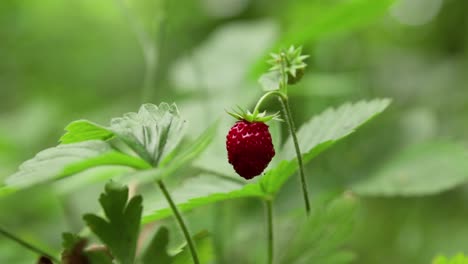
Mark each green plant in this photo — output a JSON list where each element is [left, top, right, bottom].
[[0, 47, 390, 263]]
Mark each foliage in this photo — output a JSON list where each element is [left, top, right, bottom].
[[83, 182, 142, 264]]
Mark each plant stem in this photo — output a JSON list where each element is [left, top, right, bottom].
[[157, 180, 200, 264], [265, 199, 274, 264], [278, 96, 311, 214], [276, 51, 311, 214], [0, 227, 59, 263], [252, 90, 287, 115]]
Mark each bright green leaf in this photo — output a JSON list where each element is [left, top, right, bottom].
[[62, 151, 151, 176], [279, 194, 358, 264], [60, 120, 114, 144], [433, 253, 468, 264], [83, 182, 142, 264], [352, 142, 468, 196], [109, 103, 187, 166]]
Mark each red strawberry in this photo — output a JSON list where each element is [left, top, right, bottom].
[[226, 120, 275, 179]]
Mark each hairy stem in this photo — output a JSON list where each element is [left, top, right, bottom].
[[157, 180, 200, 264], [265, 199, 274, 264], [0, 227, 59, 262], [278, 96, 311, 214]]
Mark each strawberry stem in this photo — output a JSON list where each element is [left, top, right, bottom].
[[277, 51, 311, 215], [157, 180, 200, 264], [265, 199, 274, 264], [279, 97, 311, 214], [252, 90, 287, 116]]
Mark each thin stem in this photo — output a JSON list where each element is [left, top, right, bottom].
[[265, 199, 274, 264], [275, 51, 311, 214], [278, 97, 311, 214], [252, 90, 287, 115], [0, 227, 59, 263], [157, 180, 200, 264]]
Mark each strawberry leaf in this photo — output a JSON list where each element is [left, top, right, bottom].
[[60, 120, 114, 144], [83, 182, 142, 264], [109, 103, 187, 166]]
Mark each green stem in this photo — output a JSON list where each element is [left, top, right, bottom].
[[278, 97, 311, 214], [252, 90, 287, 115], [157, 180, 200, 264], [265, 199, 274, 264], [0, 227, 59, 263]]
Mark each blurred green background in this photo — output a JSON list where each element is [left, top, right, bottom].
[[1, 0, 468, 263]]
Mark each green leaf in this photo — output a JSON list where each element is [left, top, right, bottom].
[[109, 103, 187, 166], [279, 193, 358, 264], [5, 141, 114, 189], [282, 99, 391, 162], [62, 151, 151, 176], [250, 0, 396, 77], [141, 227, 213, 264], [60, 120, 114, 144], [260, 99, 391, 195], [433, 253, 468, 264], [4, 140, 150, 191], [121, 121, 218, 185], [83, 182, 142, 264], [352, 142, 468, 196]]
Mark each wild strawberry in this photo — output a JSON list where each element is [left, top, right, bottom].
[[226, 120, 275, 180]]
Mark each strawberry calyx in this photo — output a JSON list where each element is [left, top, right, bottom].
[[227, 106, 281, 123]]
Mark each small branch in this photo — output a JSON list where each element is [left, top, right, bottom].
[[0, 227, 59, 263], [265, 199, 274, 264], [157, 180, 200, 264]]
